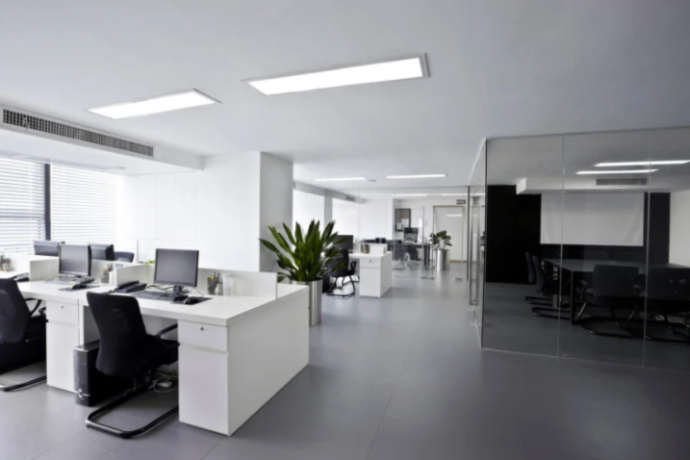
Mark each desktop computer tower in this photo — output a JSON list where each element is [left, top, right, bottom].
[[74, 341, 130, 406]]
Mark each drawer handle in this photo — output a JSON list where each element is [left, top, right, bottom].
[[200, 327, 204, 331], [61, 306, 64, 309]]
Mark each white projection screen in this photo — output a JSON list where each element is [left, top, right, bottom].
[[541, 193, 644, 246]]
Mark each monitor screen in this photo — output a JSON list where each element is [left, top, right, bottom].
[[335, 235, 354, 251], [59, 244, 91, 276], [403, 227, 419, 243], [34, 240, 62, 257], [154, 249, 199, 287], [90, 243, 115, 261]]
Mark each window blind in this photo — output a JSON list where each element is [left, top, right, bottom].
[[50, 165, 121, 245], [0, 158, 46, 253]]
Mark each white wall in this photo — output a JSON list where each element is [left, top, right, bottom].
[[118, 152, 292, 272], [359, 199, 394, 240], [293, 190, 325, 230], [670, 190, 690, 266], [332, 199, 359, 238]]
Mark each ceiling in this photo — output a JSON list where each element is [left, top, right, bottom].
[[2, 0, 690, 188]]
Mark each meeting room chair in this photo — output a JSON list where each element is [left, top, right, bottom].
[[529, 255, 570, 319], [327, 249, 357, 298], [0, 279, 47, 392], [524, 252, 552, 306], [576, 265, 640, 337], [114, 251, 135, 262], [640, 268, 690, 342], [85, 292, 179, 438]]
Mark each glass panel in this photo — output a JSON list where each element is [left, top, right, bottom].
[[557, 131, 648, 366]]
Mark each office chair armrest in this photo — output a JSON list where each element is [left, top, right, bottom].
[[350, 261, 357, 271], [155, 324, 179, 338]]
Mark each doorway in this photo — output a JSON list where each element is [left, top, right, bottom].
[[433, 205, 465, 262]]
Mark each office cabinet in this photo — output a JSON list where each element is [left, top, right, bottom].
[[46, 323, 78, 391]]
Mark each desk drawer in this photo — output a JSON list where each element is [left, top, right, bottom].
[[179, 321, 228, 352], [358, 257, 381, 269], [46, 301, 79, 325]]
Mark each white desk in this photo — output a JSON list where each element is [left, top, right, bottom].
[[349, 253, 393, 297], [17, 281, 309, 436]]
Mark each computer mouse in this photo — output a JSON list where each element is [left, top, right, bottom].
[[70, 283, 88, 290], [183, 297, 199, 305]]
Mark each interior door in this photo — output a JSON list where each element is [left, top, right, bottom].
[[433, 206, 465, 261]]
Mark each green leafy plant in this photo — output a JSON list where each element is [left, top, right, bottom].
[[260, 220, 346, 282], [430, 230, 452, 249]]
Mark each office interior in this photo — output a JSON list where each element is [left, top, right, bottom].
[[3, 1, 690, 460], [480, 128, 690, 373]]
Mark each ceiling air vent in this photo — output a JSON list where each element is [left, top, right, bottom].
[[596, 178, 648, 186], [2, 109, 154, 157]]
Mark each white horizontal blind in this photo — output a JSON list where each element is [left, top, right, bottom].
[[0, 158, 46, 253], [50, 165, 121, 244]]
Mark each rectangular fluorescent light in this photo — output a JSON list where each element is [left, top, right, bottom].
[[441, 193, 465, 196], [88, 90, 219, 119], [446, 214, 463, 217], [387, 174, 447, 179], [246, 55, 427, 96], [595, 160, 690, 167], [314, 177, 368, 182], [576, 169, 658, 175], [392, 193, 428, 197]]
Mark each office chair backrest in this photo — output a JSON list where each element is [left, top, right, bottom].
[[592, 265, 639, 298], [0, 279, 31, 344], [583, 251, 608, 261], [86, 292, 150, 378], [328, 249, 350, 277], [531, 255, 545, 291], [525, 252, 536, 284], [646, 268, 690, 301], [114, 251, 135, 262]]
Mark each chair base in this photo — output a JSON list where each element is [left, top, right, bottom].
[[327, 276, 356, 298], [0, 374, 46, 392], [86, 385, 178, 439]]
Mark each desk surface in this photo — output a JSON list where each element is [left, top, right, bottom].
[[18, 281, 307, 327], [545, 259, 688, 275], [350, 252, 392, 259]]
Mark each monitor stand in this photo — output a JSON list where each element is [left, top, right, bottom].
[[172, 285, 187, 299]]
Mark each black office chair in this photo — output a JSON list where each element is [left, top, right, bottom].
[[327, 249, 357, 298], [85, 292, 179, 438], [0, 279, 47, 392], [114, 251, 135, 262], [524, 252, 552, 306], [530, 255, 569, 318], [576, 265, 640, 337], [392, 242, 407, 268], [639, 268, 690, 342]]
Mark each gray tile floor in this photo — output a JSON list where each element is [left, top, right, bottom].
[[1, 265, 689, 459]]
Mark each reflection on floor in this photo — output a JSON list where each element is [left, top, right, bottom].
[[483, 282, 690, 371], [1, 267, 689, 459]]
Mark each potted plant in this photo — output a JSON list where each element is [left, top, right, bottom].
[[260, 220, 345, 326], [430, 230, 452, 271]]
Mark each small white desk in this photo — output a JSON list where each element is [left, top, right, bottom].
[[349, 253, 393, 297], [17, 281, 309, 436]]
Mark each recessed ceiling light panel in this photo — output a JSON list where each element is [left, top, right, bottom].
[[392, 193, 428, 197], [313, 177, 368, 182], [88, 89, 219, 119], [576, 169, 658, 175], [246, 55, 427, 96], [595, 160, 690, 167], [386, 174, 447, 179]]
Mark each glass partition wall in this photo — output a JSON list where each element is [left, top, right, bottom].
[[482, 128, 690, 372]]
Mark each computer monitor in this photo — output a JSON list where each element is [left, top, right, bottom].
[[90, 243, 115, 261], [59, 244, 91, 277], [154, 249, 200, 295], [34, 240, 63, 257], [403, 227, 419, 243], [335, 235, 354, 251]]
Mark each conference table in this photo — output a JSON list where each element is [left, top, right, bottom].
[[544, 259, 689, 322]]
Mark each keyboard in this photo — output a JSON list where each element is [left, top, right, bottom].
[[131, 290, 184, 301], [46, 276, 94, 285]]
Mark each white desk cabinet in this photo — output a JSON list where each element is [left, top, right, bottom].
[[350, 253, 393, 297]]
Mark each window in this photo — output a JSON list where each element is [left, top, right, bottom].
[[50, 165, 121, 244], [0, 158, 46, 253]]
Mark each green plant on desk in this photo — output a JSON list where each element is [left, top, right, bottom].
[[431, 230, 452, 250], [259, 220, 346, 282]]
